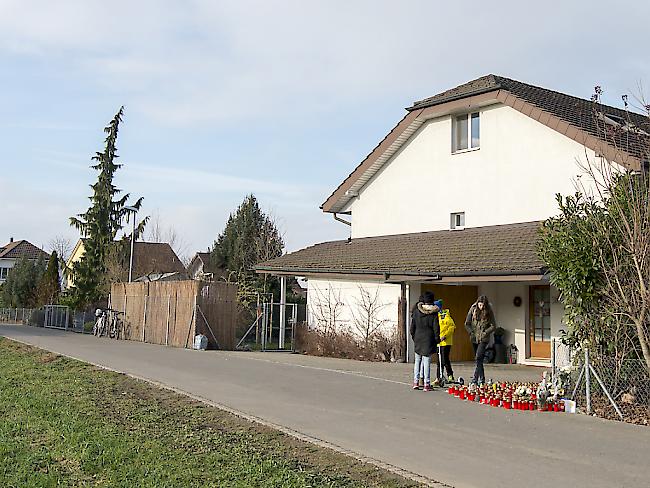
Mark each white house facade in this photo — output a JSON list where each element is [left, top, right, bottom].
[[257, 75, 646, 365]]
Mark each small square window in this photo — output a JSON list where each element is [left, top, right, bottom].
[[452, 112, 480, 152], [450, 212, 465, 230]]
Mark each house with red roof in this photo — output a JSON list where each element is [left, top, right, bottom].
[[0, 238, 50, 284]]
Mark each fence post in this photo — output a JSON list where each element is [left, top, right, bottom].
[[165, 296, 171, 346], [64, 307, 69, 332], [14, 308, 18, 322], [551, 338, 556, 384], [142, 295, 148, 342], [585, 348, 592, 415]]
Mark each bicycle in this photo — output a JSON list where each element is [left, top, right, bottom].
[[106, 309, 125, 339], [93, 309, 107, 337], [93, 308, 124, 339]]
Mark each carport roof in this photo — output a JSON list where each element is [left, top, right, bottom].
[[256, 221, 545, 279]]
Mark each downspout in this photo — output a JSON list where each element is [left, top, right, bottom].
[[333, 213, 351, 226]]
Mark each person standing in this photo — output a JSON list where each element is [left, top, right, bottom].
[[464, 295, 496, 385], [435, 299, 456, 383], [410, 291, 440, 391]]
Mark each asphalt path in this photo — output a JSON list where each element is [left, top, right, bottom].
[[2, 325, 648, 488]]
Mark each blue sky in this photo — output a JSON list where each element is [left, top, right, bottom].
[[2, 0, 649, 260]]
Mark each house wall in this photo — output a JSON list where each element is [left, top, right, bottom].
[[347, 103, 597, 238], [306, 278, 401, 340], [476, 282, 563, 364], [65, 239, 85, 289]]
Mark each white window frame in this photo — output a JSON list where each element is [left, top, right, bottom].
[[450, 212, 465, 230], [452, 112, 480, 153]]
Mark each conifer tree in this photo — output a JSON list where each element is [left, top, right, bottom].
[[36, 251, 61, 305], [211, 194, 284, 306], [69, 107, 147, 307]]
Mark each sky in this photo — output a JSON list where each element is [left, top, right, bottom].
[[2, 0, 649, 261]]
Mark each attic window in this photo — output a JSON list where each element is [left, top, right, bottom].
[[450, 212, 465, 230], [452, 112, 480, 152]]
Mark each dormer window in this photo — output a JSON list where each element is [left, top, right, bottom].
[[452, 112, 480, 152]]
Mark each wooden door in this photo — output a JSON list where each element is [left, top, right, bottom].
[[420, 284, 477, 361], [529, 285, 551, 358]]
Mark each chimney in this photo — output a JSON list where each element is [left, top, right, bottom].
[[9, 237, 13, 243]]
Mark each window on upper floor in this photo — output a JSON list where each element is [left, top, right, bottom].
[[452, 112, 480, 152], [450, 212, 465, 230]]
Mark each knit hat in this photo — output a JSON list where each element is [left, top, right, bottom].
[[422, 291, 435, 304], [434, 299, 443, 309]]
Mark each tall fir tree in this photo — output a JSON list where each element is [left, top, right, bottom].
[[211, 194, 284, 306], [36, 251, 61, 306], [69, 107, 147, 307]]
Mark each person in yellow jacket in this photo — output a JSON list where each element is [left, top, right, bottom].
[[435, 299, 456, 383]]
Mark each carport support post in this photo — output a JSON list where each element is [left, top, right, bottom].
[[279, 276, 287, 349], [398, 283, 407, 363]]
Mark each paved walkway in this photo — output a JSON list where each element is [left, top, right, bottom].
[[2, 325, 649, 488]]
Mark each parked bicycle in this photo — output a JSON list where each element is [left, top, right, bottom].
[[93, 308, 125, 339]]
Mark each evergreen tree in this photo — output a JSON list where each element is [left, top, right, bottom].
[[36, 251, 61, 305], [211, 194, 284, 306], [0, 256, 46, 307], [69, 107, 147, 307]]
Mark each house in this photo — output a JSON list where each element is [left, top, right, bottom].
[[66, 240, 187, 287], [0, 238, 50, 284], [187, 252, 228, 282], [256, 74, 648, 365]]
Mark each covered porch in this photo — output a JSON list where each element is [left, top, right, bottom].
[[256, 221, 559, 366]]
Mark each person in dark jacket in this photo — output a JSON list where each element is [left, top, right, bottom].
[[410, 291, 440, 391], [464, 295, 497, 385]]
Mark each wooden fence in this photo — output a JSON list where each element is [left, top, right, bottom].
[[109, 280, 238, 350]]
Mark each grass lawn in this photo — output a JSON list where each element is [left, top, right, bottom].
[[0, 338, 420, 488]]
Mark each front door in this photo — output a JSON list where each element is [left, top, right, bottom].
[[420, 284, 477, 361], [529, 285, 551, 358]]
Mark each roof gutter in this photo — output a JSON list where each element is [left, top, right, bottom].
[[255, 266, 545, 278]]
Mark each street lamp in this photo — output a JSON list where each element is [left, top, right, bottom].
[[124, 206, 138, 282]]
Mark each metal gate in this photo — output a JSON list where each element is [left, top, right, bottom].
[[260, 302, 298, 352], [44, 305, 70, 330]]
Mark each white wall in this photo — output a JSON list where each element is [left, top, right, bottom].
[[307, 279, 401, 340], [348, 103, 597, 238]]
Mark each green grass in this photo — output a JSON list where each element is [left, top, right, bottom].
[[0, 338, 419, 488]]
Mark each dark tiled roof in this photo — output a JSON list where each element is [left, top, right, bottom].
[[410, 74, 650, 160], [257, 222, 544, 277], [132, 242, 186, 277], [0, 240, 49, 260]]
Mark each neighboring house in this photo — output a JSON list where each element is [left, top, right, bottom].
[[0, 238, 50, 284], [66, 240, 187, 288], [256, 74, 649, 365], [187, 252, 228, 282]]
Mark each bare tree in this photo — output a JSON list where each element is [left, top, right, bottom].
[[146, 211, 191, 266], [308, 283, 345, 341], [349, 284, 389, 348], [573, 87, 650, 374], [48, 236, 74, 263]]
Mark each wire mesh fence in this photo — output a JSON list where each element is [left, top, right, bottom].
[[553, 339, 650, 425], [0, 308, 35, 324]]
